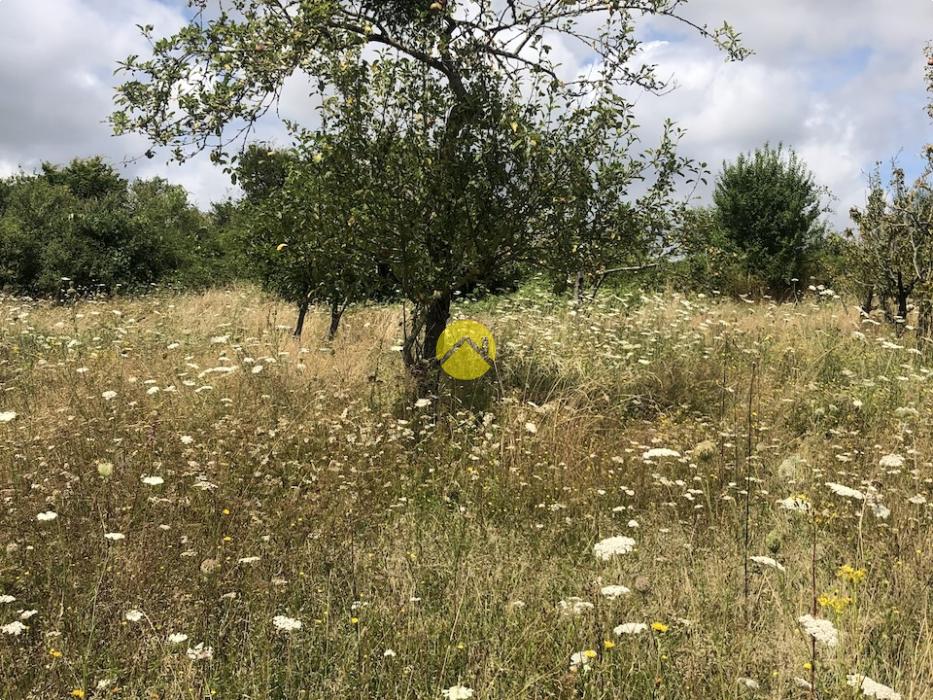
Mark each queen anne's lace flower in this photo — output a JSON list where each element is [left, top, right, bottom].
[[600, 585, 631, 600], [847, 674, 901, 700], [642, 447, 680, 460], [614, 622, 648, 635], [272, 615, 302, 632], [798, 614, 838, 647], [878, 454, 904, 469], [826, 482, 865, 500], [749, 556, 785, 572], [593, 535, 636, 560], [557, 597, 593, 616]]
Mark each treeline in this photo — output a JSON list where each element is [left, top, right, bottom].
[[0, 157, 240, 297], [3, 141, 931, 342]]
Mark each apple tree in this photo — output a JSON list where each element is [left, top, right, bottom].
[[112, 0, 748, 371]]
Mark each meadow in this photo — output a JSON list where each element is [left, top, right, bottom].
[[1, 286, 931, 699]]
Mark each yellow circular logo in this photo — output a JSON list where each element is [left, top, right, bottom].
[[436, 319, 496, 380]]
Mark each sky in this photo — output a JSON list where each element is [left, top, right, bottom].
[[0, 0, 930, 229]]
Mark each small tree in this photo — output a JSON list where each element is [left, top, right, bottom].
[[714, 144, 827, 295], [848, 46, 933, 335]]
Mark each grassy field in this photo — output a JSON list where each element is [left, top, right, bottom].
[[1, 286, 931, 699]]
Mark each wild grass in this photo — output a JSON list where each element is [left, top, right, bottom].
[[0, 285, 931, 699]]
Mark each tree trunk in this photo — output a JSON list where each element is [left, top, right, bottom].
[[328, 298, 344, 340], [861, 287, 874, 316], [890, 270, 909, 335], [400, 294, 453, 379], [572, 271, 585, 305], [293, 299, 310, 337], [423, 294, 452, 367], [918, 298, 933, 339]]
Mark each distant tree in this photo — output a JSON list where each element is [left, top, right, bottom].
[[714, 144, 827, 295], [41, 157, 127, 201], [847, 47, 933, 335], [0, 158, 218, 296]]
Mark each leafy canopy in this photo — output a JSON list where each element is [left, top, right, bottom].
[[713, 143, 827, 292]]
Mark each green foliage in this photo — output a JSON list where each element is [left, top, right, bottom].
[[111, 0, 747, 370], [714, 144, 827, 295], [0, 158, 230, 297], [849, 156, 933, 326], [667, 207, 746, 294]]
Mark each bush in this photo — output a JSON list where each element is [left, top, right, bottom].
[[0, 158, 233, 297]]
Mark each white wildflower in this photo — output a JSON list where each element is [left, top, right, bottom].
[[907, 494, 927, 505], [186, 643, 213, 661], [826, 482, 865, 500], [847, 674, 901, 700], [798, 614, 838, 647], [642, 447, 680, 460], [141, 475, 164, 486], [101, 390, 117, 401], [878, 454, 904, 468], [272, 615, 302, 632], [749, 556, 785, 572], [36, 511, 58, 522], [593, 535, 636, 560], [569, 650, 595, 671], [1, 621, 27, 636], [599, 585, 631, 600], [442, 686, 474, 699], [167, 633, 189, 644], [125, 610, 144, 623], [557, 597, 594, 616], [777, 496, 811, 513], [614, 622, 648, 635], [104, 533, 125, 541], [0, 411, 16, 423]]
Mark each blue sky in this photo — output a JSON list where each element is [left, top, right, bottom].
[[0, 0, 930, 228]]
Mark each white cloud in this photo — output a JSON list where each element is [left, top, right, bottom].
[[0, 0, 929, 225]]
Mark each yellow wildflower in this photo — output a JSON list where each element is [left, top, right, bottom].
[[651, 622, 670, 633], [836, 564, 867, 584]]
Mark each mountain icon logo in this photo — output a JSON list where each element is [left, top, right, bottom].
[[436, 320, 496, 380]]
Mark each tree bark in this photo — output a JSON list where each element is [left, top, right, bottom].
[[918, 298, 933, 339], [572, 271, 584, 305], [860, 287, 874, 316], [400, 294, 452, 379], [293, 299, 310, 337], [423, 294, 452, 368], [896, 271, 909, 334], [328, 298, 344, 340]]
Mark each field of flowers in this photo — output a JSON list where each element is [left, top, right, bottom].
[[1, 286, 931, 699]]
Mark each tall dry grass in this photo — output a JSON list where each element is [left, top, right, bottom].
[[0, 286, 930, 699]]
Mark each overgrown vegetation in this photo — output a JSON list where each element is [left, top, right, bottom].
[[1, 287, 931, 699]]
